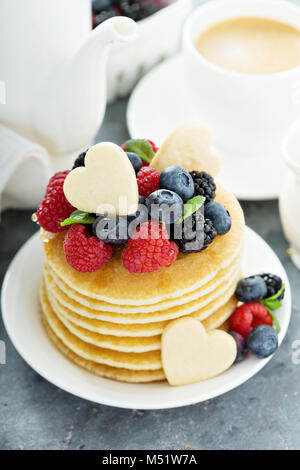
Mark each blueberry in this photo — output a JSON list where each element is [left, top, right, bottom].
[[229, 331, 248, 363], [146, 189, 184, 224], [204, 201, 232, 235], [138, 195, 145, 205], [93, 215, 130, 244], [127, 201, 149, 237], [235, 276, 267, 303], [159, 166, 195, 202], [92, 0, 114, 13], [126, 152, 142, 174], [246, 325, 278, 359]]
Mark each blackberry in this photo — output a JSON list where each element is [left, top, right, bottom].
[[203, 218, 217, 250], [92, 0, 115, 14], [119, 0, 157, 21], [171, 208, 205, 253], [190, 171, 216, 202], [259, 273, 285, 301], [94, 8, 118, 26], [72, 150, 88, 170]]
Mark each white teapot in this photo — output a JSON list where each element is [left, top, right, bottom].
[[280, 119, 300, 270], [0, 0, 136, 167]]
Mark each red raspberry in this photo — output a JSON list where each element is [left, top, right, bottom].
[[230, 302, 273, 339], [37, 171, 75, 233], [147, 139, 159, 153], [122, 221, 178, 274], [137, 167, 160, 197], [63, 224, 112, 272], [143, 140, 159, 166]]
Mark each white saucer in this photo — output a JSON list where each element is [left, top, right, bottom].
[[1, 228, 291, 409], [127, 55, 285, 201]]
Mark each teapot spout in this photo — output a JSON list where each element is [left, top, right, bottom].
[[33, 17, 137, 156]]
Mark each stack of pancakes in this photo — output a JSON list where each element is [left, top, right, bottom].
[[40, 185, 244, 383]]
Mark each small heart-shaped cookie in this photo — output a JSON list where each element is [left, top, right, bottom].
[[162, 317, 237, 386], [150, 121, 220, 177], [63, 143, 138, 215]]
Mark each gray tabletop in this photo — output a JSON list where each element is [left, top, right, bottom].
[[1, 99, 300, 450]]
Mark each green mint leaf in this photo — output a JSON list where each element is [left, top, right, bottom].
[[264, 306, 281, 334], [176, 196, 206, 224], [260, 284, 285, 313], [124, 139, 155, 163], [60, 210, 95, 227], [261, 299, 282, 311]]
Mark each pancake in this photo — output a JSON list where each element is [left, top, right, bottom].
[[41, 285, 162, 370], [46, 280, 237, 337], [53, 294, 237, 352], [43, 185, 244, 305], [45, 245, 242, 313], [41, 284, 235, 381], [45, 265, 240, 324], [42, 316, 165, 383]]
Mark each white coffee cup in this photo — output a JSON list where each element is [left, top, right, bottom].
[[182, 0, 300, 161]]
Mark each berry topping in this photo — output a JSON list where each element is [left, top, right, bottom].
[[92, 0, 114, 14], [246, 325, 278, 359], [121, 139, 158, 168], [230, 302, 273, 339], [64, 224, 112, 272], [146, 139, 159, 153], [72, 150, 88, 170], [203, 218, 217, 250], [204, 201, 232, 235], [259, 273, 285, 301], [235, 275, 268, 303], [92, 1, 165, 25], [228, 331, 248, 363], [126, 152, 142, 174], [137, 167, 160, 198], [93, 215, 130, 245], [36, 171, 75, 233], [173, 208, 205, 253], [146, 189, 184, 224], [122, 221, 178, 273], [119, 0, 157, 21], [159, 166, 195, 202], [94, 7, 119, 26], [138, 195, 146, 205], [190, 171, 216, 202]]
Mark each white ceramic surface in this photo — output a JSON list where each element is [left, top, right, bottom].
[[0, 0, 136, 157], [107, 0, 192, 102], [182, 0, 300, 182], [280, 119, 300, 269], [127, 55, 284, 200], [1, 227, 291, 409]]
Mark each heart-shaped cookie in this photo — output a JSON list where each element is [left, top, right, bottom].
[[161, 317, 237, 386], [63, 143, 139, 215], [150, 121, 220, 177]]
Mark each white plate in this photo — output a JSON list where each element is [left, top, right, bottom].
[[1, 227, 291, 409], [127, 55, 285, 201]]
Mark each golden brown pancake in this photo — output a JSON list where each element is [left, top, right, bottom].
[[41, 282, 235, 382], [44, 263, 240, 324]]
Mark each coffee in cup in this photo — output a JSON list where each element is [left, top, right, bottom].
[[195, 16, 300, 74]]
